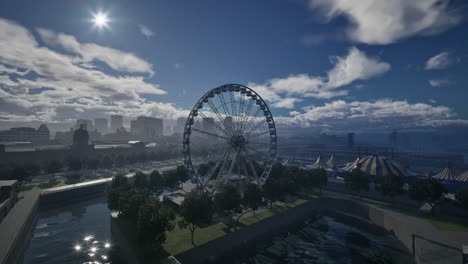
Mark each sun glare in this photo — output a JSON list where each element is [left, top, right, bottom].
[[92, 12, 109, 28]]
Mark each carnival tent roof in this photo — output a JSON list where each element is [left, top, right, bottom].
[[343, 157, 360, 171], [433, 168, 458, 181], [457, 171, 468, 183], [327, 154, 339, 168], [307, 156, 328, 170], [355, 155, 409, 177]]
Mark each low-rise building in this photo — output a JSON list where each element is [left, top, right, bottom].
[[0, 180, 19, 223], [0, 124, 50, 145]]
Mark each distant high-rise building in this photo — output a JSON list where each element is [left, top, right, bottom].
[[347, 132, 355, 149], [94, 118, 108, 134], [131, 116, 163, 141], [224, 116, 233, 133], [0, 124, 50, 145], [175, 117, 186, 134], [75, 119, 93, 131], [111, 115, 123, 132]]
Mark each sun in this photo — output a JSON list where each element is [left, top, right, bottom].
[[92, 12, 109, 28]]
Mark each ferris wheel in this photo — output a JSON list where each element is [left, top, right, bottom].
[[183, 84, 277, 193]]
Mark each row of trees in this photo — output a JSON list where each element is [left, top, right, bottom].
[[0, 150, 181, 182], [106, 166, 189, 255], [344, 168, 468, 215]]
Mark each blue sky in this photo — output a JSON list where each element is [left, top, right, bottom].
[[0, 0, 467, 133]]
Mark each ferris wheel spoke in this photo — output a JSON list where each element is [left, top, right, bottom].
[[192, 127, 230, 140], [245, 117, 267, 134], [246, 130, 270, 139], [241, 108, 263, 132], [241, 147, 261, 185], [225, 148, 240, 185], [229, 91, 237, 120], [212, 148, 234, 194], [203, 146, 231, 185], [198, 110, 231, 137], [245, 145, 270, 160], [218, 92, 231, 117]]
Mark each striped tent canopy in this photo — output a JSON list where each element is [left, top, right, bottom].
[[327, 154, 339, 168], [343, 157, 360, 171], [306, 156, 328, 170], [433, 168, 458, 182], [388, 159, 419, 176], [355, 155, 409, 177], [457, 171, 468, 183]]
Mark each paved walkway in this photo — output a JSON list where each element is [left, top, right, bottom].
[[0, 191, 40, 264]]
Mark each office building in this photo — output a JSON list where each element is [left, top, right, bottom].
[[131, 116, 163, 141], [94, 118, 108, 134], [111, 115, 123, 132], [0, 124, 50, 145]]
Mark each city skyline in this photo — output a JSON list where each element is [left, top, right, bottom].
[[0, 0, 468, 135]]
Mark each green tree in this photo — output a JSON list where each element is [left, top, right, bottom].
[[115, 154, 127, 167], [197, 163, 211, 176], [455, 187, 468, 211], [86, 158, 100, 170], [68, 158, 82, 171], [176, 165, 189, 182], [100, 155, 113, 169], [164, 171, 179, 194], [178, 192, 213, 246], [379, 174, 404, 198], [133, 171, 148, 189], [24, 163, 40, 177], [345, 169, 369, 196], [312, 168, 328, 194], [46, 160, 63, 174], [11, 166, 30, 183], [242, 183, 263, 215], [149, 170, 164, 191], [137, 198, 175, 253], [107, 174, 131, 211], [409, 178, 446, 215], [120, 190, 148, 222], [214, 185, 242, 231], [262, 179, 283, 208]]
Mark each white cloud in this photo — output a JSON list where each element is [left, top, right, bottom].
[[0, 18, 188, 123], [249, 47, 390, 108], [138, 24, 155, 39], [37, 28, 155, 76], [287, 99, 467, 131], [309, 0, 463, 44], [271, 98, 302, 109], [429, 78, 449, 87], [425, 51, 455, 70], [174, 63, 183, 69]]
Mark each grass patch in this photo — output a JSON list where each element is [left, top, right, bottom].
[[425, 215, 468, 232], [164, 217, 227, 256], [21, 184, 37, 191], [165, 195, 314, 256], [37, 178, 61, 189]]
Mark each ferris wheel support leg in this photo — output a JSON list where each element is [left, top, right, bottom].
[[225, 149, 239, 185], [212, 148, 232, 194]]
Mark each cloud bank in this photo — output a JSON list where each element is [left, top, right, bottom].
[[309, 0, 463, 44]]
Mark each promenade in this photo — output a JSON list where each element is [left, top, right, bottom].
[[0, 191, 40, 264]]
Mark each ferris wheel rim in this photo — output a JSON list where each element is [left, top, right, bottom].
[[182, 84, 277, 192]]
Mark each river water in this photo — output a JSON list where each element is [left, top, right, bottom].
[[20, 196, 413, 264], [20, 196, 114, 264]]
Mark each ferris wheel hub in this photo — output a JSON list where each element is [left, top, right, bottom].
[[229, 135, 246, 148]]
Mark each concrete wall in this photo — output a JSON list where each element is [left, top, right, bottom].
[[175, 197, 464, 264]]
